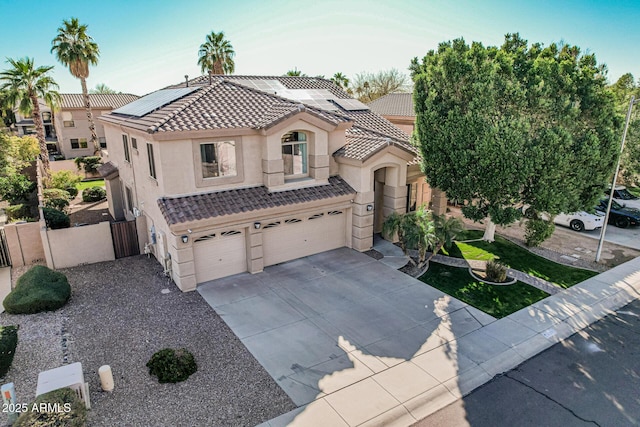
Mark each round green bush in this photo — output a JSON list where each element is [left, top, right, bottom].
[[0, 325, 18, 378], [43, 207, 70, 229], [14, 387, 87, 427], [525, 218, 555, 247], [3, 265, 71, 314], [82, 186, 106, 202], [147, 348, 197, 383], [65, 185, 79, 199], [43, 189, 71, 212]]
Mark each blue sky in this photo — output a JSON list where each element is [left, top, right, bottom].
[[1, 0, 638, 95]]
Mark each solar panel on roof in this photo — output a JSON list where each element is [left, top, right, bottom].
[[331, 98, 370, 111], [112, 87, 199, 117]]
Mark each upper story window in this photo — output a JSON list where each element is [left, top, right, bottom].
[[147, 143, 156, 179], [282, 131, 307, 177], [131, 137, 137, 150], [123, 135, 130, 162], [200, 141, 237, 178], [62, 111, 74, 127], [42, 112, 52, 123], [99, 137, 107, 149]]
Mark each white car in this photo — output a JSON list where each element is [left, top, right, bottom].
[[554, 211, 604, 232], [522, 206, 604, 232], [608, 186, 640, 210]]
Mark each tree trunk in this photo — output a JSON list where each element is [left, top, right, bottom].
[[483, 218, 496, 242], [81, 77, 99, 155], [31, 95, 50, 177]]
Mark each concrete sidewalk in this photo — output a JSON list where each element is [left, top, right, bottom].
[[259, 257, 640, 427]]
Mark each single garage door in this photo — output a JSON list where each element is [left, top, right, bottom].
[[194, 230, 246, 283], [263, 210, 346, 266]]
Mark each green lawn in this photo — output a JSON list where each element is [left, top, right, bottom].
[[442, 230, 597, 288], [419, 263, 549, 318], [76, 179, 105, 191]]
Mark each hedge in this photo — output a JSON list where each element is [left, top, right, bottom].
[[0, 325, 18, 378], [3, 266, 71, 314], [82, 186, 106, 203]]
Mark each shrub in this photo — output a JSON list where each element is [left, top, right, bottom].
[[3, 265, 71, 314], [147, 348, 197, 383], [65, 186, 79, 199], [74, 156, 103, 174], [43, 207, 70, 229], [485, 259, 508, 283], [5, 204, 33, 222], [525, 218, 555, 247], [82, 186, 106, 202], [46, 170, 81, 191], [0, 173, 35, 204], [0, 325, 18, 378], [14, 387, 87, 427], [43, 188, 71, 212]]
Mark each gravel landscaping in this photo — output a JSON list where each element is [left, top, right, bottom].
[[0, 256, 295, 426]]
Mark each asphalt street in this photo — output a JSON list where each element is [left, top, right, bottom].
[[414, 299, 640, 427]]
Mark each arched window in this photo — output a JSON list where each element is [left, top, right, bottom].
[[282, 131, 307, 177]]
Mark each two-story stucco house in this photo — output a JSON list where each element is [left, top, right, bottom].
[[14, 93, 139, 158], [98, 76, 432, 292]]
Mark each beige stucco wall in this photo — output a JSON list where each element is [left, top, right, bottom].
[[56, 108, 111, 158], [46, 221, 115, 269], [4, 222, 45, 267]]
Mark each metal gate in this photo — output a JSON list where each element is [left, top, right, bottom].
[[110, 220, 140, 259], [0, 228, 10, 267]]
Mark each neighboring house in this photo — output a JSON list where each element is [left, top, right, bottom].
[[54, 93, 140, 158], [14, 93, 140, 158], [14, 99, 58, 152], [98, 76, 431, 291], [368, 92, 447, 214]]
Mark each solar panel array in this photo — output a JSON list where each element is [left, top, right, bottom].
[[112, 87, 199, 117], [229, 79, 369, 112], [331, 98, 370, 111]]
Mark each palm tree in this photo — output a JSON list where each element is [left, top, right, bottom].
[[425, 214, 464, 264], [331, 72, 350, 92], [198, 31, 235, 77], [383, 206, 437, 267], [90, 83, 116, 94], [0, 58, 60, 175], [51, 17, 100, 154]]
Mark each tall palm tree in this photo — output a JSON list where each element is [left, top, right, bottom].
[[198, 31, 235, 77], [0, 57, 60, 175], [51, 17, 100, 154]]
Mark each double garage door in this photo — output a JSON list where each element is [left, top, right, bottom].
[[193, 210, 347, 283]]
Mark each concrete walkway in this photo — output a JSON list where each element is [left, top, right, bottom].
[[259, 256, 640, 426]]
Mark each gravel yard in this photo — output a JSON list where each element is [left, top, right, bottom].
[[0, 256, 295, 426]]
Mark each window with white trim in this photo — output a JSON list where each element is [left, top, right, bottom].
[[282, 131, 307, 177]]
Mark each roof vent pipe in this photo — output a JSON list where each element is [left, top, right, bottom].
[[185, 75, 189, 87]]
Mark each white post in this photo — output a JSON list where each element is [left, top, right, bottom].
[[99, 365, 114, 392]]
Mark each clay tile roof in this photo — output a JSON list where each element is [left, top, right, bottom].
[[97, 161, 119, 179], [367, 93, 415, 117], [335, 129, 417, 162], [158, 175, 355, 225], [60, 93, 140, 109]]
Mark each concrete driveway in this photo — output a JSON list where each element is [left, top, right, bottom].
[[198, 248, 494, 406]]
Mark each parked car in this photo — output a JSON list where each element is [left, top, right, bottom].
[[554, 211, 604, 232], [596, 199, 640, 228], [521, 206, 603, 232], [606, 185, 640, 210]]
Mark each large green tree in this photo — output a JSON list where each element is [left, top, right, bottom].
[[609, 73, 640, 186], [0, 58, 60, 175], [51, 17, 100, 155], [412, 34, 621, 242], [198, 31, 235, 76]]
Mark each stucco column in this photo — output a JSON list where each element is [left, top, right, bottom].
[[170, 234, 196, 292], [248, 227, 264, 274], [351, 191, 374, 251], [383, 184, 407, 218], [431, 188, 448, 215]]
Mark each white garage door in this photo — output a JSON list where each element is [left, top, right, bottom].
[[263, 210, 346, 267], [194, 230, 246, 283]]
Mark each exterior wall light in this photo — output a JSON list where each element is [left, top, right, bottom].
[[254, 222, 261, 229], [366, 204, 374, 212], [181, 235, 189, 243]]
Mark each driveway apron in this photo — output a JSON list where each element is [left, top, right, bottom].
[[198, 247, 491, 406]]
